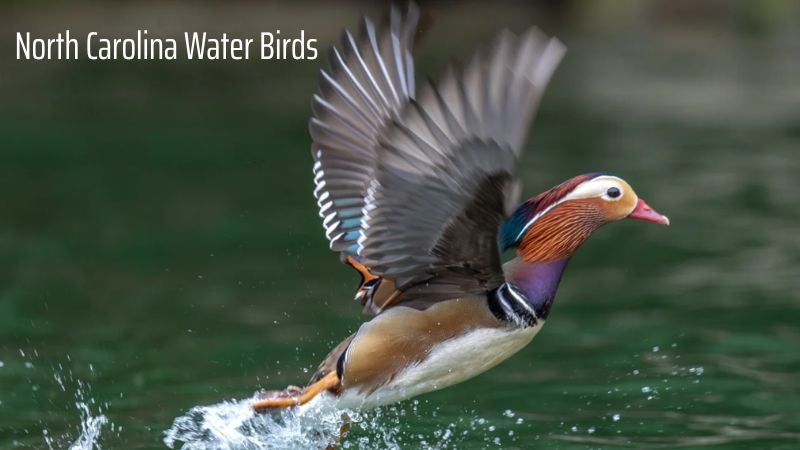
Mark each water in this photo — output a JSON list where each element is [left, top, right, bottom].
[[163, 395, 526, 449], [10, 353, 111, 450], [1, 2, 799, 449], [164, 395, 345, 449]]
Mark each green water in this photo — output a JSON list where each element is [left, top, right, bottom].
[[1, 2, 799, 449]]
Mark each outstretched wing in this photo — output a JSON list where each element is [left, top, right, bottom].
[[311, 5, 419, 257], [357, 28, 566, 304]]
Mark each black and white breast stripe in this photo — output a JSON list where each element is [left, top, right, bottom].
[[488, 283, 539, 327]]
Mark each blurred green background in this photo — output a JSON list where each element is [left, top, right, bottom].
[[1, 1, 799, 448]]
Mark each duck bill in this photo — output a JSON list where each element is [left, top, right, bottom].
[[629, 199, 670, 225]]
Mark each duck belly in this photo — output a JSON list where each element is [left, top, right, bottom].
[[337, 323, 543, 409]]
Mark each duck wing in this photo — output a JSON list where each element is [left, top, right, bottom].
[[358, 28, 565, 310], [311, 4, 419, 258]]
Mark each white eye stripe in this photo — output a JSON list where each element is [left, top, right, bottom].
[[562, 175, 625, 202]]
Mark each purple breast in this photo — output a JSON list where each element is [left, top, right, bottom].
[[507, 258, 569, 319]]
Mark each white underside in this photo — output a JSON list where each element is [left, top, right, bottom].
[[336, 322, 544, 409]]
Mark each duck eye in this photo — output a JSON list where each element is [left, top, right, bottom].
[[606, 187, 621, 198]]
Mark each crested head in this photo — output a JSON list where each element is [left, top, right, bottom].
[[500, 173, 668, 262]]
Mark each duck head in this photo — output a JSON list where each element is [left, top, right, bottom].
[[500, 173, 669, 263]]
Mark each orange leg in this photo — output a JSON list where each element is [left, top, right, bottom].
[[252, 371, 339, 411], [345, 256, 379, 284]]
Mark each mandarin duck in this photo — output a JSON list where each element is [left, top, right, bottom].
[[253, 4, 668, 413]]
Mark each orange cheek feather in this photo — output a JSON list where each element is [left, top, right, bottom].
[[518, 199, 603, 262]]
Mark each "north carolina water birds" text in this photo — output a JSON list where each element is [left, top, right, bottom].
[[16, 30, 318, 61]]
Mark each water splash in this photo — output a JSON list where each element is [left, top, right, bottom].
[[34, 356, 113, 450], [164, 394, 517, 450], [65, 401, 109, 450], [42, 382, 110, 450], [164, 393, 348, 449]]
